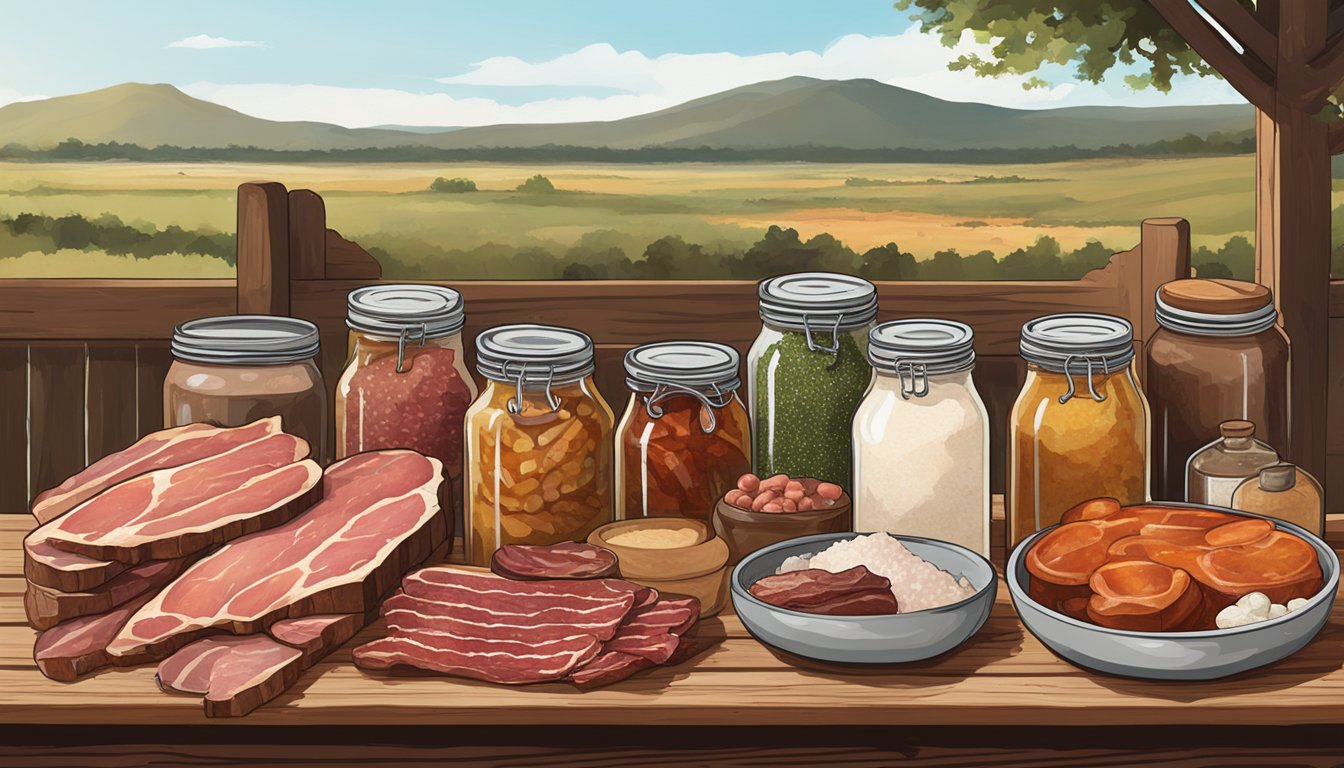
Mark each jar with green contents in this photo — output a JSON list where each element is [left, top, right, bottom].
[[747, 273, 876, 491]]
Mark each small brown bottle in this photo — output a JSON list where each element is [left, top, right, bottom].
[[1231, 463, 1324, 536], [1185, 420, 1279, 507]]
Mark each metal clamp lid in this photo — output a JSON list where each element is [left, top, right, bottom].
[[1019, 313, 1134, 404], [476, 324, 596, 415], [171, 315, 320, 365], [624, 342, 740, 433], [868, 319, 975, 400], [757, 272, 878, 335], [346, 284, 465, 340]]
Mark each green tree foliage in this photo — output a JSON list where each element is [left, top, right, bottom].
[[429, 176, 477, 193], [0, 212, 235, 264], [516, 174, 557, 193]]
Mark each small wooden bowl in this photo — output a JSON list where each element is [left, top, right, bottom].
[[588, 518, 730, 617], [712, 492, 851, 565]]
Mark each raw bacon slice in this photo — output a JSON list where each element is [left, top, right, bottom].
[[33, 431, 318, 563], [33, 591, 164, 681], [156, 613, 362, 718], [107, 451, 444, 660], [30, 418, 282, 524], [24, 539, 126, 593], [353, 631, 605, 685], [382, 592, 634, 643], [24, 557, 189, 631], [491, 542, 618, 580], [748, 566, 899, 616], [567, 597, 702, 688]]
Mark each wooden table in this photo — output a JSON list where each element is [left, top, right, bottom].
[[4, 509, 1344, 767]]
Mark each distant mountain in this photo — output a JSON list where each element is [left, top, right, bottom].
[[0, 78, 1252, 154]]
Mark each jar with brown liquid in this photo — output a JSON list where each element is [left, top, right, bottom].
[[464, 325, 614, 566]]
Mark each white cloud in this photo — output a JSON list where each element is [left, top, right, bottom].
[[0, 86, 47, 108], [183, 30, 1243, 128], [167, 34, 264, 50]]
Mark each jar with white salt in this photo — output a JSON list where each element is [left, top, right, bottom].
[[851, 319, 990, 556]]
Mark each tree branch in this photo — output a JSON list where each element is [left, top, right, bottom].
[[1329, 119, 1344, 154], [1305, 33, 1344, 107], [1194, 0, 1277, 69], [1149, 0, 1277, 114]]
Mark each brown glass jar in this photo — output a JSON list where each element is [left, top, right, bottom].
[[1146, 279, 1289, 501]]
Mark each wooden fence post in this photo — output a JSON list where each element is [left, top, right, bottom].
[[1129, 218, 1191, 382], [236, 182, 291, 315], [289, 189, 327, 280]]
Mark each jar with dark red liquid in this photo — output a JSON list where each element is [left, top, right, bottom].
[[1146, 279, 1289, 501], [336, 285, 478, 543]]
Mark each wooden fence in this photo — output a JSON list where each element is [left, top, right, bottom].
[[3, 180, 1339, 515]]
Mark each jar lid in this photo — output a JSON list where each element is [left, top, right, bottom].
[[757, 272, 878, 332], [1259, 463, 1298, 492], [171, 315, 320, 365], [1019, 313, 1135, 374], [1219, 419, 1256, 439], [476, 324, 595, 384], [1156, 279, 1276, 336], [346, 284, 465, 339], [868, 319, 975, 375], [624, 341, 741, 391]]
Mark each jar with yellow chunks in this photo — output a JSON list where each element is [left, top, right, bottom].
[[465, 324, 615, 566]]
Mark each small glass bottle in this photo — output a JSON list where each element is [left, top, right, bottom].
[[1185, 420, 1278, 507], [1232, 463, 1324, 536]]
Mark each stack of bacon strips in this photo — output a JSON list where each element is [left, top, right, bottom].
[[353, 568, 701, 690], [23, 419, 448, 717], [1025, 498, 1323, 631]]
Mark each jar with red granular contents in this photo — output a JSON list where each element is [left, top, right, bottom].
[[615, 342, 751, 521], [464, 324, 615, 567], [336, 285, 478, 542]]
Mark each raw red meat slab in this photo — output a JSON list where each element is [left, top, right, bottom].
[[156, 613, 362, 718], [24, 538, 126, 593], [567, 598, 702, 689], [353, 631, 605, 685], [33, 591, 165, 682], [107, 450, 444, 659], [24, 557, 189, 631], [382, 591, 634, 642], [30, 418, 281, 525], [491, 542, 618, 580], [34, 431, 318, 563]]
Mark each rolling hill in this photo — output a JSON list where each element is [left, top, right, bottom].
[[0, 77, 1252, 153]]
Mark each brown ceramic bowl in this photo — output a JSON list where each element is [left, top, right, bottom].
[[588, 518, 731, 617], [712, 492, 851, 565]]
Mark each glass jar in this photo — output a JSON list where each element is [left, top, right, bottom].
[[165, 315, 328, 463], [747, 272, 876, 491], [1008, 314, 1150, 547], [616, 342, 752, 521], [853, 320, 990, 556], [335, 285, 478, 539], [1146, 279, 1290, 501], [1186, 420, 1279, 507], [1232, 463, 1323, 536], [465, 324, 614, 566]]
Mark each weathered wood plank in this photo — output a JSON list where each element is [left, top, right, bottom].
[[1329, 279, 1344, 316], [288, 189, 326, 281], [325, 230, 382, 280], [0, 280, 234, 340], [84, 344, 139, 467], [135, 342, 172, 438], [26, 344, 85, 508], [1329, 317, 1343, 455], [236, 182, 290, 316], [0, 343, 27, 516]]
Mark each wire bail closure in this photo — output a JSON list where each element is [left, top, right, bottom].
[[1058, 354, 1110, 404], [643, 382, 731, 434], [504, 360, 562, 415], [802, 312, 846, 357], [395, 323, 430, 374], [891, 359, 930, 400]]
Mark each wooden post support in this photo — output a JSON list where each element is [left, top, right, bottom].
[[289, 189, 327, 280], [236, 182, 291, 315], [1132, 218, 1192, 383]]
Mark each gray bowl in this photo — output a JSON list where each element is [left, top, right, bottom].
[[1007, 503, 1340, 681], [730, 532, 998, 664]]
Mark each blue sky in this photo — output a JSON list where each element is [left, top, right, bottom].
[[0, 1, 1243, 127]]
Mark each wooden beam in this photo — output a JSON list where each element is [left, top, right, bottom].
[[1136, 219, 1192, 371], [288, 189, 326, 280], [1255, 108, 1280, 288], [1150, 0, 1278, 114], [0, 280, 236, 340], [324, 230, 382, 280], [236, 182, 290, 315], [1194, 0, 1278, 70], [1329, 119, 1344, 154]]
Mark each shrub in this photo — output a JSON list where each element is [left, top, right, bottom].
[[516, 174, 557, 194], [429, 177, 477, 193]]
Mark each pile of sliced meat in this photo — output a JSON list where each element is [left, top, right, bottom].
[[352, 567, 700, 690], [23, 419, 447, 717]]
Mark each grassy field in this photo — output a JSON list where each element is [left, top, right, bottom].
[[0, 156, 1268, 278]]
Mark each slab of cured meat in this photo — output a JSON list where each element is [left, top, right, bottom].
[[1026, 499, 1324, 631], [33, 591, 162, 682], [28, 430, 319, 564], [24, 557, 190, 631], [156, 614, 363, 718], [106, 450, 445, 660], [491, 541, 619, 580], [352, 567, 700, 689], [30, 417, 284, 525]]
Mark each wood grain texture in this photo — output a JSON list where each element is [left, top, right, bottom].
[[0, 344, 27, 517], [236, 182, 290, 315], [84, 344, 138, 467], [135, 342, 172, 438], [1329, 317, 1343, 455], [324, 230, 382, 280], [1330, 280, 1344, 316], [0, 280, 234, 340], [25, 344, 85, 508], [288, 189, 326, 281]]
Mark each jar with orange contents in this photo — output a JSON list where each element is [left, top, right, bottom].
[[1008, 314, 1150, 548], [616, 342, 752, 520], [464, 324, 615, 566]]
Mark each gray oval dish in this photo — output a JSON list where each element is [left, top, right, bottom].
[[1007, 503, 1340, 681], [730, 532, 998, 664]]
